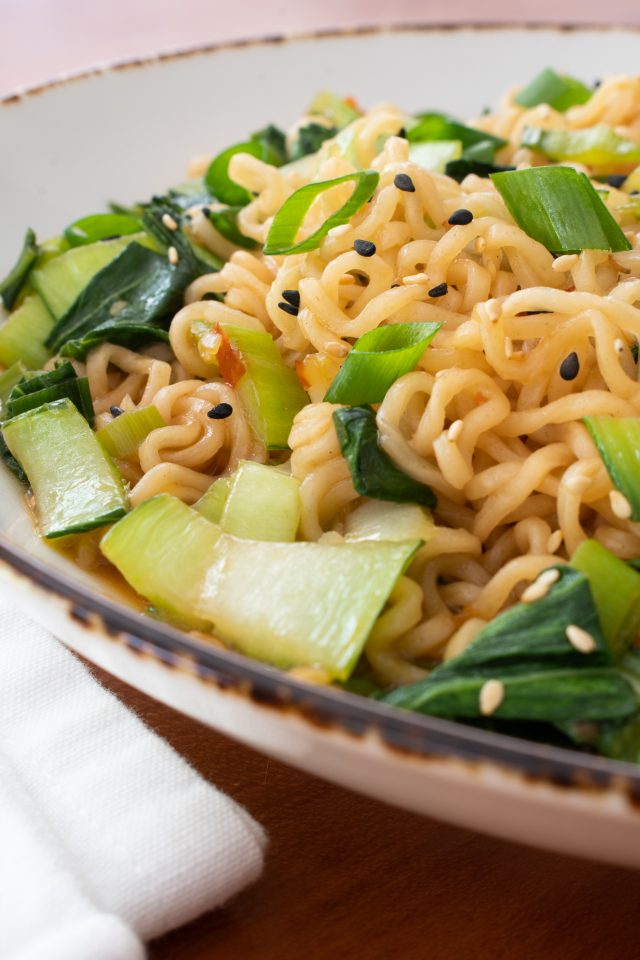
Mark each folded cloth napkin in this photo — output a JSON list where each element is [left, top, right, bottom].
[[0, 596, 267, 960]]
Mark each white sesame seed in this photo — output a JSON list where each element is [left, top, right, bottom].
[[485, 300, 502, 323], [566, 624, 597, 654], [479, 679, 505, 716], [609, 489, 633, 519], [614, 338, 626, 354], [565, 474, 591, 495], [546, 530, 564, 554], [447, 419, 464, 442], [325, 341, 350, 358], [327, 224, 351, 238], [537, 568, 561, 587], [521, 581, 550, 603], [504, 337, 513, 359], [402, 272, 430, 284], [552, 254, 579, 272], [168, 246, 179, 265], [161, 212, 178, 231]]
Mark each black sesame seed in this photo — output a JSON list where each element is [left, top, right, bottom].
[[207, 402, 233, 420], [394, 173, 416, 193], [281, 289, 300, 307], [397, 127, 407, 139], [448, 208, 474, 226], [354, 239, 376, 257], [201, 206, 211, 217], [605, 174, 627, 189], [559, 352, 580, 381], [593, 78, 602, 89], [110, 405, 124, 418], [278, 301, 299, 317], [428, 282, 448, 298], [631, 190, 640, 196]]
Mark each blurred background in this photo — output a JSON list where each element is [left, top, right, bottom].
[[3, 0, 640, 95]]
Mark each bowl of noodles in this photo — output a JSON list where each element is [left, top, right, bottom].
[[3, 23, 640, 866]]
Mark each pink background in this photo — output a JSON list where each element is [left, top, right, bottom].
[[3, 0, 640, 96]]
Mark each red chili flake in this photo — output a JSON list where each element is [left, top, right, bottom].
[[216, 327, 246, 387]]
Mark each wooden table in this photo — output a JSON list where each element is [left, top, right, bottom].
[[6, 3, 640, 956]]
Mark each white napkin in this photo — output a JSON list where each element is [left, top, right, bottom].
[[0, 596, 267, 960]]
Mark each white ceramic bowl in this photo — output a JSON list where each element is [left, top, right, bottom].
[[3, 24, 640, 867]]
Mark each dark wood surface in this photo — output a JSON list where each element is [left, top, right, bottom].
[[91, 666, 640, 960]]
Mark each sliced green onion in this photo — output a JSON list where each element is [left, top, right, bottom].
[[571, 539, 640, 661], [584, 416, 640, 519], [333, 405, 436, 508], [264, 170, 379, 256], [206, 206, 258, 250], [63, 214, 144, 248], [324, 321, 441, 404], [515, 68, 592, 112], [97, 405, 165, 459], [408, 141, 462, 173], [5, 360, 94, 426], [491, 167, 631, 254], [307, 91, 361, 128], [0, 229, 39, 310], [205, 127, 286, 207], [521, 124, 640, 169], [406, 113, 506, 152]]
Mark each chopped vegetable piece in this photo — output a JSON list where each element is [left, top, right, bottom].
[[219, 461, 301, 541], [204, 127, 286, 207], [307, 91, 361, 128], [515, 68, 592, 112], [521, 124, 640, 170], [31, 232, 155, 320], [5, 361, 94, 426], [324, 321, 441, 404], [571, 539, 640, 661], [344, 499, 435, 544], [445, 158, 515, 182], [584, 416, 640, 519], [64, 213, 144, 247], [102, 493, 419, 680], [215, 324, 308, 449], [406, 113, 506, 152], [0, 361, 27, 416], [100, 494, 218, 630], [194, 476, 233, 524], [289, 122, 337, 161], [205, 206, 258, 250], [3, 398, 127, 538], [333, 405, 436, 508], [0, 294, 54, 369], [491, 167, 631, 254], [263, 170, 380, 255], [97, 405, 165, 459], [0, 228, 39, 310], [408, 141, 462, 173]]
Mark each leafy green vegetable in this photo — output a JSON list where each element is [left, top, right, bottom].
[[289, 122, 338, 161], [333, 405, 436, 508], [0, 361, 27, 415], [324, 321, 441, 404], [408, 141, 462, 173], [5, 361, 94, 426], [264, 170, 380, 255], [97, 405, 165, 459], [491, 167, 631, 254], [64, 213, 144, 247], [571, 539, 640, 661], [307, 91, 360, 128], [0, 293, 55, 369], [515, 68, 592, 112], [204, 125, 287, 207], [584, 416, 640, 520], [521, 124, 640, 169], [0, 229, 39, 310], [381, 566, 638, 724], [205, 206, 258, 250], [445, 158, 515, 182], [407, 112, 506, 152]]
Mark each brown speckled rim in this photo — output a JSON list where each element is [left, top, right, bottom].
[[2, 22, 640, 803]]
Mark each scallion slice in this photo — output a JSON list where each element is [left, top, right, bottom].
[[0, 228, 39, 310], [64, 214, 144, 248], [263, 170, 380, 255], [491, 167, 631, 254], [406, 113, 506, 152], [333, 405, 436, 508], [324, 321, 441, 404], [515, 68, 592, 112], [5, 361, 94, 426], [205, 127, 286, 207], [206, 206, 258, 250], [584, 416, 640, 519], [521, 124, 640, 169], [97, 405, 165, 459]]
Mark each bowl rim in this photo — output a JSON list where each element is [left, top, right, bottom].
[[2, 20, 640, 799]]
